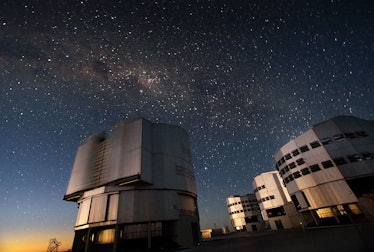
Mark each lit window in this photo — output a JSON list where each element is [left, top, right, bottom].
[[310, 140, 321, 148], [300, 145, 309, 153], [348, 204, 362, 215], [316, 207, 334, 218], [322, 160, 334, 169], [310, 164, 321, 172]]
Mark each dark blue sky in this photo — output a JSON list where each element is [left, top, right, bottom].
[[0, 1, 373, 250]]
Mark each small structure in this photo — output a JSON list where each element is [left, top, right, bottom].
[[46, 238, 61, 252], [226, 194, 264, 232], [201, 226, 229, 239], [253, 171, 302, 230]]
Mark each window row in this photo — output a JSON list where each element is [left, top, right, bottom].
[[276, 141, 320, 168], [275, 130, 369, 169], [279, 158, 306, 174], [258, 195, 275, 203], [254, 184, 265, 192], [333, 152, 374, 165], [229, 207, 259, 215], [281, 160, 334, 185], [321, 131, 368, 145]]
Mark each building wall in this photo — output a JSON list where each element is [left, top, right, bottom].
[[226, 194, 263, 232], [65, 118, 200, 251], [253, 171, 300, 230], [273, 116, 374, 226]]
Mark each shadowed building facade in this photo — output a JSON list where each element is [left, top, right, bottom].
[[274, 116, 374, 226], [64, 118, 200, 251], [226, 194, 264, 232]]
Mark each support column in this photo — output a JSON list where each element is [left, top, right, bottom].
[[84, 228, 91, 252], [147, 222, 152, 249], [113, 225, 120, 252]]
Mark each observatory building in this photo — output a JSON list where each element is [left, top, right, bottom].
[[64, 118, 200, 251], [274, 116, 374, 226]]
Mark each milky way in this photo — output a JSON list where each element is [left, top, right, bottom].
[[0, 1, 373, 250]]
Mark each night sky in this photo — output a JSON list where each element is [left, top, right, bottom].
[[0, 1, 373, 251]]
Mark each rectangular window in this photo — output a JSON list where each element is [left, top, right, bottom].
[[292, 149, 300, 157], [283, 177, 289, 184], [362, 152, 374, 160], [301, 168, 310, 175], [316, 207, 334, 218], [289, 162, 296, 169], [285, 153, 292, 160], [333, 157, 347, 165], [284, 166, 290, 172], [310, 140, 321, 148], [296, 158, 305, 166], [348, 154, 362, 162], [299, 145, 310, 153], [310, 164, 321, 172], [322, 160, 334, 169], [321, 137, 332, 145], [333, 134, 345, 141], [356, 131, 368, 137], [288, 174, 294, 181], [293, 171, 301, 178], [270, 195, 275, 199], [344, 132, 356, 139]]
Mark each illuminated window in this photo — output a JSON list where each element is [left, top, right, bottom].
[[348, 204, 362, 215], [91, 229, 115, 244], [316, 207, 334, 218]]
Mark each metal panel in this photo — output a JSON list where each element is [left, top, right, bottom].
[[107, 194, 119, 221], [66, 134, 103, 196], [76, 198, 91, 226], [89, 195, 107, 223]]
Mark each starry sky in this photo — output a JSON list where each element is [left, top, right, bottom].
[[0, 0, 373, 251]]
